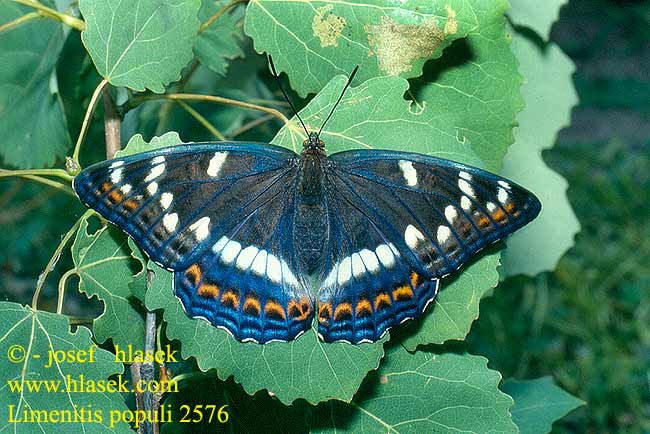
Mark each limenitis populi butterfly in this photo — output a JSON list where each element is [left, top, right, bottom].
[[73, 58, 541, 344]]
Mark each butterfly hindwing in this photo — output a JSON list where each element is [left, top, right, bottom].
[[316, 149, 541, 343], [74, 142, 314, 343]]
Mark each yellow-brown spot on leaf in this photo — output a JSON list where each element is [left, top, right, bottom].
[[312, 5, 346, 48], [318, 302, 332, 324], [288, 298, 311, 321], [393, 284, 413, 302], [333, 303, 353, 321], [243, 295, 261, 316], [198, 283, 219, 298], [355, 299, 372, 317], [221, 290, 239, 309], [186, 264, 202, 285], [366, 16, 445, 76], [265, 300, 286, 320], [374, 293, 391, 311], [444, 4, 457, 35]]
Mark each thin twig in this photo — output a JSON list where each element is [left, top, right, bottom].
[[176, 100, 226, 140], [0, 168, 74, 182], [72, 78, 109, 165], [0, 11, 41, 33], [19, 175, 76, 197], [32, 209, 93, 310], [229, 114, 275, 138], [57, 269, 76, 314], [9, 0, 85, 30], [199, 0, 247, 33], [103, 90, 121, 159]]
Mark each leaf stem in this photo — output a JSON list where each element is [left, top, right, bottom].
[[199, 0, 247, 33], [0, 168, 74, 182], [176, 100, 226, 140], [56, 269, 76, 314], [9, 0, 85, 31], [229, 114, 275, 138], [0, 11, 40, 33], [72, 78, 109, 165], [19, 175, 76, 197], [103, 90, 121, 159], [32, 209, 94, 310]]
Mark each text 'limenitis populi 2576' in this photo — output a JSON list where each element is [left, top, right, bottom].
[[73, 57, 541, 344]]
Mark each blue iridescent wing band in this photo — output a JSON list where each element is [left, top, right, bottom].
[[74, 143, 314, 343], [316, 150, 541, 343]]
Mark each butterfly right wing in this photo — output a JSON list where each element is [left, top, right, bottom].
[[74, 142, 314, 343]]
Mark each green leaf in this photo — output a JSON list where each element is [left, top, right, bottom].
[[499, 31, 580, 277], [145, 261, 386, 405], [71, 219, 145, 349], [400, 252, 500, 350], [0, 1, 71, 168], [0, 302, 133, 434], [245, 0, 474, 96], [507, 0, 567, 39], [502, 376, 585, 434], [195, 0, 245, 76], [115, 131, 185, 157], [412, 0, 523, 171], [311, 345, 517, 433], [80, 0, 201, 92], [272, 75, 482, 166]]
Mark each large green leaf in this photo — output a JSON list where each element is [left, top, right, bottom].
[[0, 1, 71, 168], [310, 345, 517, 433], [508, 0, 567, 39], [411, 0, 522, 171], [400, 252, 500, 350], [0, 302, 133, 434], [80, 0, 201, 92], [146, 261, 386, 405], [71, 219, 145, 349], [245, 0, 475, 96], [502, 377, 585, 434], [195, 0, 245, 76], [499, 31, 579, 277]]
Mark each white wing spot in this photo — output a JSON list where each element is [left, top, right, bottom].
[[459, 170, 472, 181], [236, 245, 259, 270], [207, 152, 228, 177], [109, 160, 124, 169], [281, 261, 300, 287], [376, 244, 396, 268], [458, 179, 475, 198], [162, 213, 178, 232], [160, 192, 173, 209], [351, 253, 366, 278], [498, 187, 509, 204], [110, 168, 123, 184], [145, 163, 165, 182], [120, 184, 132, 195], [266, 254, 282, 283], [405, 224, 425, 249], [437, 225, 452, 245], [152, 156, 165, 165], [359, 249, 380, 274], [498, 180, 511, 189], [251, 249, 268, 276], [444, 205, 458, 223], [212, 236, 229, 254], [486, 201, 497, 212], [398, 160, 418, 186], [337, 256, 353, 286], [461, 195, 472, 211], [220, 240, 242, 264], [189, 216, 210, 241], [147, 181, 158, 196]]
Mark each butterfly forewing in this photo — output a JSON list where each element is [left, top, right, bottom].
[[74, 143, 314, 343], [315, 149, 541, 343]]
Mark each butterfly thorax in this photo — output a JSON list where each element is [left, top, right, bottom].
[[294, 138, 328, 273]]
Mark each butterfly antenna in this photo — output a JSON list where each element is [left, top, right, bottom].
[[317, 65, 359, 137], [268, 55, 310, 137]]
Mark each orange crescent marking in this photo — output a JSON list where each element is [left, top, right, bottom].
[[108, 189, 123, 204], [355, 299, 372, 317], [318, 302, 332, 323], [243, 297, 261, 316], [186, 264, 202, 285], [221, 290, 240, 309], [198, 283, 219, 298], [333, 303, 353, 321], [264, 300, 286, 320], [374, 293, 391, 310]]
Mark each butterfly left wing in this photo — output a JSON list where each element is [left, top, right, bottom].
[[317, 149, 541, 343], [74, 143, 314, 343]]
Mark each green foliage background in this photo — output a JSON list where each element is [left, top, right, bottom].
[[0, 0, 647, 433]]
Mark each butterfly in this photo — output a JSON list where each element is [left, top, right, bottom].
[[73, 60, 541, 344]]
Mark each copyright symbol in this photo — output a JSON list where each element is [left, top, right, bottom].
[[7, 345, 25, 363]]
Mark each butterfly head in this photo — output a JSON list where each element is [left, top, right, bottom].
[[304, 132, 325, 151]]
